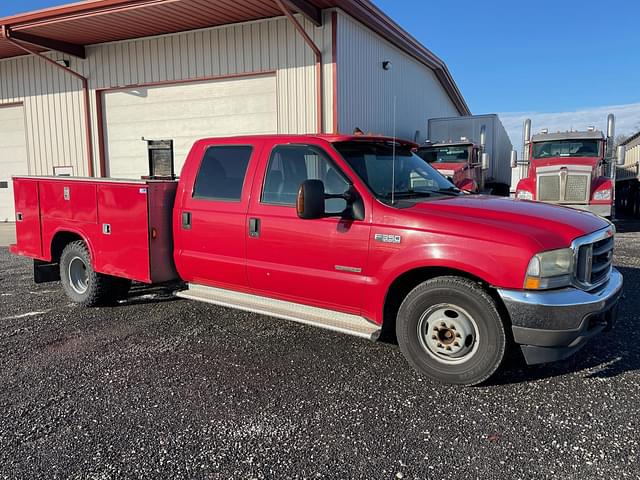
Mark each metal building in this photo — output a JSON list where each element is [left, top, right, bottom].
[[0, 0, 470, 222]]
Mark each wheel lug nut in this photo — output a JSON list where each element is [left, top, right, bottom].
[[456, 333, 462, 338], [450, 325, 456, 330], [446, 346, 452, 351], [454, 342, 460, 347], [432, 335, 437, 340]]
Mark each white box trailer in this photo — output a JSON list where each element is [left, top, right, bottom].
[[428, 114, 514, 193]]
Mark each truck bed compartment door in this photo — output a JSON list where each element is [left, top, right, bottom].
[[13, 178, 42, 257]]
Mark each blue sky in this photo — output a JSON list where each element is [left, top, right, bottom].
[[2, 0, 639, 141]]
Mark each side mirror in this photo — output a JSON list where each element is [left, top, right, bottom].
[[297, 180, 326, 219], [297, 180, 365, 221], [482, 152, 490, 170], [616, 145, 626, 166], [510, 150, 518, 169]]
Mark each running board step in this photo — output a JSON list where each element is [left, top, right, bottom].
[[176, 283, 380, 340]]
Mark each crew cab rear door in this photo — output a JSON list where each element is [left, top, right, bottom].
[[174, 141, 260, 289], [246, 140, 370, 314]]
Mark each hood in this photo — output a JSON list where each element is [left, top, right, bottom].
[[530, 157, 599, 172], [404, 195, 609, 251]]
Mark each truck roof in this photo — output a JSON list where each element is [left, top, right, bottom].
[[194, 134, 419, 148], [531, 130, 604, 142], [419, 141, 474, 148]]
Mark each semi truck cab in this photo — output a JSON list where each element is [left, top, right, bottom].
[[514, 115, 626, 217]]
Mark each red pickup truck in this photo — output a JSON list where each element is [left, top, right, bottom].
[[10, 134, 623, 385]]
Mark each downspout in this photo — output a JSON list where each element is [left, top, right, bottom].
[[3, 26, 95, 177], [273, 0, 324, 134]]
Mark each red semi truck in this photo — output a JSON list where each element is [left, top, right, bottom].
[[10, 134, 623, 385], [514, 115, 626, 217]]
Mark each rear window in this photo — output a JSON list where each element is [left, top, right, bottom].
[[193, 146, 253, 201]]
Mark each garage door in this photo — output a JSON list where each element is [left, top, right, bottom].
[[0, 104, 28, 223], [102, 74, 277, 178]]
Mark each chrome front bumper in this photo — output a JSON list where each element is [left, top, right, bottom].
[[497, 268, 623, 365], [568, 203, 612, 218]]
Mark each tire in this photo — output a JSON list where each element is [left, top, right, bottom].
[[396, 276, 507, 386], [59, 240, 119, 306]]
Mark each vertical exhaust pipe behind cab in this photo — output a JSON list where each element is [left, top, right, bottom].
[[522, 119, 532, 178], [606, 114, 616, 164]]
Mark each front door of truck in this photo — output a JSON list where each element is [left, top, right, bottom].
[[246, 142, 370, 314], [175, 143, 258, 289]]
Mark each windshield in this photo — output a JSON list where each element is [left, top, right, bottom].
[[416, 145, 471, 164], [333, 141, 460, 204], [532, 139, 601, 159]]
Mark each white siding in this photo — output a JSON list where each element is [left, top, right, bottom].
[[0, 12, 335, 177], [0, 104, 28, 222], [336, 12, 459, 143]]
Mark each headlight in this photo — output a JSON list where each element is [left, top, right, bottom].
[[593, 189, 611, 201], [524, 248, 573, 290], [517, 190, 533, 200]]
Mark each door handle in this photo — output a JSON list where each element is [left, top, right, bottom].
[[182, 211, 192, 230], [248, 218, 260, 238]]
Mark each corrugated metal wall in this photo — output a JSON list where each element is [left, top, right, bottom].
[[336, 11, 459, 143], [618, 135, 640, 181], [0, 12, 334, 177]]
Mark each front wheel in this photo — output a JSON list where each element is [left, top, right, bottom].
[[396, 276, 507, 386]]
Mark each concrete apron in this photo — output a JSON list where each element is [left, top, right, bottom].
[[0, 223, 16, 247]]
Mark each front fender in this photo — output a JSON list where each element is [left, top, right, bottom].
[[515, 177, 535, 200], [365, 238, 531, 324]]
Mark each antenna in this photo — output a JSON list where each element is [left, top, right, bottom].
[[391, 95, 397, 205]]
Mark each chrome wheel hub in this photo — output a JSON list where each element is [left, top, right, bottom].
[[418, 304, 479, 364], [68, 256, 89, 295]]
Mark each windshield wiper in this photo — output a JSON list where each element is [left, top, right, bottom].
[[431, 187, 462, 196], [381, 190, 433, 199]]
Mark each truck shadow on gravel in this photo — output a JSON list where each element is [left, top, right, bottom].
[[490, 265, 640, 386], [115, 282, 183, 307]]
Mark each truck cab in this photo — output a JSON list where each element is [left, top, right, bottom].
[[415, 140, 482, 193], [514, 116, 618, 217]]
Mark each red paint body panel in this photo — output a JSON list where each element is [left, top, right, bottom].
[[13, 134, 610, 327], [12, 178, 42, 258]]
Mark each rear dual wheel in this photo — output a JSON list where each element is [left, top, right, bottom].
[[396, 276, 506, 386], [60, 240, 131, 306]]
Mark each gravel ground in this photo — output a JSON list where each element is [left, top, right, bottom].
[[0, 222, 639, 479]]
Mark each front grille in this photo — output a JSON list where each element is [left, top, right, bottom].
[[537, 172, 590, 203], [565, 175, 589, 202], [538, 175, 560, 201], [576, 235, 614, 288]]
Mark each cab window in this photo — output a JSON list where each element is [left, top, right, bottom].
[[262, 145, 350, 214], [192, 146, 253, 201]]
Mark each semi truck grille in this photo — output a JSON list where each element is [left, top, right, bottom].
[[565, 175, 589, 202], [538, 176, 560, 201], [576, 234, 614, 289], [537, 173, 590, 203]]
